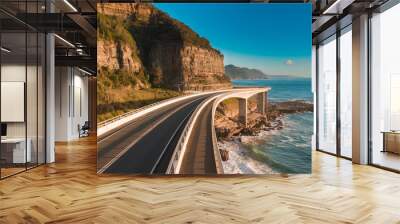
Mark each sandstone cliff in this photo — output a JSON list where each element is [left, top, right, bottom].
[[97, 40, 141, 74], [97, 3, 231, 92], [149, 44, 228, 90], [97, 11, 151, 108], [98, 3, 153, 20]]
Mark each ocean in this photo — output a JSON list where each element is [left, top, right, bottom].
[[232, 78, 313, 103], [232, 78, 313, 173]]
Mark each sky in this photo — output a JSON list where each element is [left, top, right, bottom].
[[155, 3, 311, 77]]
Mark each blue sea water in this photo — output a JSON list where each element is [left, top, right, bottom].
[[232, 78, 313, 102], [233, 78, 313, 173]]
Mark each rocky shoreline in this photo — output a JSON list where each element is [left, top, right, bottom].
[[215, 100, 313, 141], [215, 100, 313, 173]]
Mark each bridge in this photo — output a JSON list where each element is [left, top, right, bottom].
[[97, 87, 270, 174]]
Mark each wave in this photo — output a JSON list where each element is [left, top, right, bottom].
[[269, 98, 314, 103], [219, 113, 313, 174], [219, 140, 276, 174]]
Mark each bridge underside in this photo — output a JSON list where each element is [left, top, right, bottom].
[[238, 92, 268, 127]]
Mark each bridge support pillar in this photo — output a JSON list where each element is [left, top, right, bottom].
[[256, 92, 266, 115], [265, 92, 268, 116], [239, 99, 247, 127]]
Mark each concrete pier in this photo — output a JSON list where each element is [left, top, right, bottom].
[[256, 92, 266, 115], [238, 98, 248, 127]]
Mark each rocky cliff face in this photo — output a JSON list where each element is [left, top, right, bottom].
[[97, 3, 231, 91], [98, 3, 153, 20], [97, 40, 142, 74], [149, 44, 228, 90]]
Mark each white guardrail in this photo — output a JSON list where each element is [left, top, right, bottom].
[[98, 96, 185, 128]]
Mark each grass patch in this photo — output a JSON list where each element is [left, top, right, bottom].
[[97, 88, 181, 123]]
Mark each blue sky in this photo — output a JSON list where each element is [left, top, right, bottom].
[[154, 3, 311, 77]]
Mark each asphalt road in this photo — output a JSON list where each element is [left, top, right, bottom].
[[98, 94, 212, 174], [179, 99, 217, 174]]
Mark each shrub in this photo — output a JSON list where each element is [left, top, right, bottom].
[[98, 13, 137, 51]]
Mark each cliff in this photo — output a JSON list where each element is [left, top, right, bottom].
[[225, 64, 268, 80], [97, 3, 151, 19], [97, 11, 150, 107], [97, 3, 231, 92]]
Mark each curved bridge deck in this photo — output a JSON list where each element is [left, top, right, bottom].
[[180, 99, 217, 174]]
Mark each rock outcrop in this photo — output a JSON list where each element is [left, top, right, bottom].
[[97, 3, 231, 91], [148, 44, 228, 90], [215, 99, 313, 140], [268, 100, 313, 120], [97, 40, 142, 75], [98, 3, 153, 20]]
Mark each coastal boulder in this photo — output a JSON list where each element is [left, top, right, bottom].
[[220, 149, 230, 161]]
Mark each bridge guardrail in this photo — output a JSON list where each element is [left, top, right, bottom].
[[166, 95, 219, 174], [210, 96, 229, 174]]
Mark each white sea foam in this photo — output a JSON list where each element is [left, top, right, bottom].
[[219, 140, 276, 174], [218, 112, 313, 174], [227, 79, 313, 173]]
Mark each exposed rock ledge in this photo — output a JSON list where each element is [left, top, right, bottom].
[[215, 100, 313, 161]]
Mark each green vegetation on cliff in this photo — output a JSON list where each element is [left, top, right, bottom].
[[97, 12, 183, 123], [128, 7, 214, 55], [98, 13, 156, 122], [97, 67, 149, 103], [150, 9, 213, 49], [98, 13, 137, 51]]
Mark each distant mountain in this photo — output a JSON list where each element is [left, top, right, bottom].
[[224, 64, 268, 80]]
